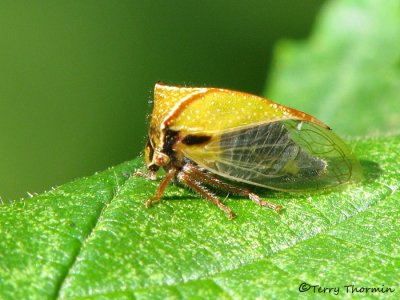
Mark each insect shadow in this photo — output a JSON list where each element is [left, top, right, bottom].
[[359, 159, 383, 183], [162, 194, 200, 201], [161, 160, 382, 204]]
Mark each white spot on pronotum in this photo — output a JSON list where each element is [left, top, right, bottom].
[[297, 121, 303, 131]]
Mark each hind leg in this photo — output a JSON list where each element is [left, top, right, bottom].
[[182, 164, 282, 213]]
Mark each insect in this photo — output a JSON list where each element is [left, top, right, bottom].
[[140, 82, 361, 219]]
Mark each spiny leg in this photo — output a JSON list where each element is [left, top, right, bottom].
[[145, 168, 177, 208], [182, 164, 282, 213], [177, 171, 236, 220]]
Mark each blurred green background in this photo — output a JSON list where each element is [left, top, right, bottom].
[[0, 0, 325, 201]]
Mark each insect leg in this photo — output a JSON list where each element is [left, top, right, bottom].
[[145, 168, 177, 207], [133, 169, 157, 180], [177, 171, 236, 220], [182, 164, 282, 213]]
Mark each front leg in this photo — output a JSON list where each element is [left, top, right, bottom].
[[134, 168, 158, 181], [144, 168, 177, 207]]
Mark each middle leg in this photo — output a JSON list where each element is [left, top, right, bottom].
[[177, 171, 236, 220], [182, 164, 282, 213]]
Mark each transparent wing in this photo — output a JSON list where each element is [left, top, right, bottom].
[[181, 120, 362, 191]]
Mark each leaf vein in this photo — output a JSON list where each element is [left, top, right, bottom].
[[54, 171, 131, 299]]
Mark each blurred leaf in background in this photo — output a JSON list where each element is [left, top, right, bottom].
[[266, 0, 400, 137], [0, 0, 323, 201]]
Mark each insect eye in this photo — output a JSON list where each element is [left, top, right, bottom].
[[144, 139, 154, 166]]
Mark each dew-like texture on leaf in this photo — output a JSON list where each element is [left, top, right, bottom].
[[60, 136, 400, 299], [266, 0, 400, 136], [1, 135, 397, 299], [0, 162, 135, 299]]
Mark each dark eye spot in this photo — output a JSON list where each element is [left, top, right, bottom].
[[182, 135, 211, 145]]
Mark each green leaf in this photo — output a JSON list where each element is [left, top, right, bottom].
[[266, 0, 400, 137], [0, 135, 399, 299]]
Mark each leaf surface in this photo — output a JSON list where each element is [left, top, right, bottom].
[[0, 135, 399, 299]]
